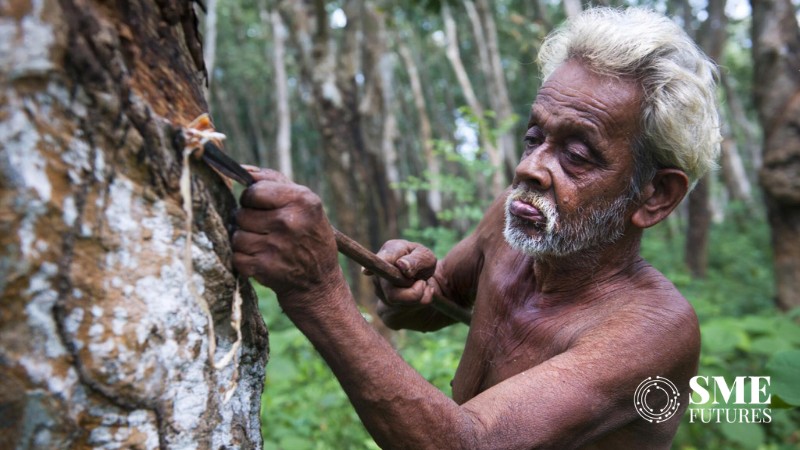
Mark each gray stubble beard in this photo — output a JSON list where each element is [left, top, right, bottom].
[[503, 186, 633, 258]]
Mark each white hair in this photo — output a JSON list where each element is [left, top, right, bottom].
[[537, 7, 721, 185]]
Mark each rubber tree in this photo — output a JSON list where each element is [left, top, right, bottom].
[[0, 1, 268, 447], [751, 0, 800, 310]]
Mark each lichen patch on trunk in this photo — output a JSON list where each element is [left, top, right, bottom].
[[1, 1, 269, 448]]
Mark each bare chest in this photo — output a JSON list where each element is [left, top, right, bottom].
[[450, 259, 601, 402]]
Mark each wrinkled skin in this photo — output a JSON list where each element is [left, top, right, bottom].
[[233, 60, 700, 449]]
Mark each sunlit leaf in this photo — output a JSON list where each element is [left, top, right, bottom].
[[766, 350, 800, 406]]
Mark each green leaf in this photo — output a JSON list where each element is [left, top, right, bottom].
[[719, 422, 765, 448], [749, 336, 793, 355], [738, 315, 777, 335], [701, 321, 746, 354], [770, 394, 795, 409], [766, 350, 800, 406], [775, 320, 800, 345]]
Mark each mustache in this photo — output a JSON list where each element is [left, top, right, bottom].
[[507, 187, 558, 233]]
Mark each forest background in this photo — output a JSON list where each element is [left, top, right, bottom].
[[205, 0, 799, 448]]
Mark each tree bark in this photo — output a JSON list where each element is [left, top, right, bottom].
[[686, 178, 712, 278], [751, 0, 800, 310], [0, 1, 268, 448]]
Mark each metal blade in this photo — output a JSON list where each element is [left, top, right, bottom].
[[201, 141, 255, 187]]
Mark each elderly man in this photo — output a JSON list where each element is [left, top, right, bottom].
[[232, 7, 720, 449]]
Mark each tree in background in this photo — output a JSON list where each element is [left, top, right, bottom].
[[751, 0, 800, 310], [0, 1, 267, 447]]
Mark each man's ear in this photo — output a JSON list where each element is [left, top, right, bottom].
[[631, 169, 689, 229]]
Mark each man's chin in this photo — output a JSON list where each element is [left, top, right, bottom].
[[503, 222, 547, 256]]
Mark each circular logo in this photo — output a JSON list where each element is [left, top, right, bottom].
[[634, 376, 681, 423]]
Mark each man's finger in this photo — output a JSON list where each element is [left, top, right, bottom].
[[376, 240, 415, 264], [231, 229, 275, 256], [379, 279, 427, 305], [396, 246, 437, 279], [234, 208, 281, 233], [232, 252, 261, 278], [239, 179, 307, 210], [242, 166, 290, 183]]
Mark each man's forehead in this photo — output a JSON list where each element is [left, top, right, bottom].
[[527, 61, 643, 134]]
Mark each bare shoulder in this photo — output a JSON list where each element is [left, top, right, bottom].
[[578, 262, 701, 384]]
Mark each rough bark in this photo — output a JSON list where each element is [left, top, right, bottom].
[[0, 1, 269, 448], [361, 2, 400, 200], [751, 0, 800, 310]]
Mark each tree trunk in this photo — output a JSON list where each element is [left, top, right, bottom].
[[751, 0, 800, 310], [280, 0, 398, 320], [472, 0, 519, 175], [268, 8, 293, 179], [399, 42, 442, 215], [719, 130, 753, 203], [442, 2, 505, 196], [203, 0, 219, 88], [212, 84, 251, 164], [0, 2, 268, 448], [722, 71, 761, 174], [684, 0, 727, 278], [686, 178, 712, 278]]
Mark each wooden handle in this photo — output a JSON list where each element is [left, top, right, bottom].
[[332, 228, 472, 325]]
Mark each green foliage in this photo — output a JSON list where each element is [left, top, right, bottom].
[[767, 350, 800, 407], [257, 286, 467, 449], [641, 205, 800, 449], [257, 287, 377, 450], [396, 137, 494, 256]]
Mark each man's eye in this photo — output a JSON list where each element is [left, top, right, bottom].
[[523, 128, 544, 148], [564, 151, 589, 164]]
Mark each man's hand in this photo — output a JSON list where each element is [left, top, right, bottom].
[[232, 169, 342, 303], [372, 240, 438, 307]]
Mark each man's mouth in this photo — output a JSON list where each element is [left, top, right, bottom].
[[509, 199, 547, 225]]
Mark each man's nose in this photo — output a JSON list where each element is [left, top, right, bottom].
[[514, 147, 553, 191]]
